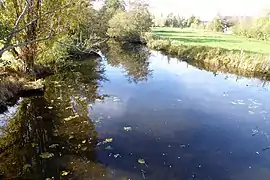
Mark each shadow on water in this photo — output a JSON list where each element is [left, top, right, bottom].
[[0, 58, 110, 179]]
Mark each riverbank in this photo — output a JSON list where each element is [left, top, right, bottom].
[[146, 29, 270, 78]]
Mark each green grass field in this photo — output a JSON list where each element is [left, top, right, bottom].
[[151, 27, 270, 54]]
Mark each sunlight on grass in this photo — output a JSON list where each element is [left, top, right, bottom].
[[151, 27, 270, 54]]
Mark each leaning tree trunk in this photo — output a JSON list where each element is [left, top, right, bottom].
[[20, 0, 40, 74]]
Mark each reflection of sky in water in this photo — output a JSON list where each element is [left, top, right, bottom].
[[90, 51, 270, 180], [0, 98, 22, 128]]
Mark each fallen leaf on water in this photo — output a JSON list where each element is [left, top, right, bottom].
[[49, 144, 59, 148], [80, 97, 87, 101], [65, 106, 72, 110], [82, 147, 88, 151], [64, 115, 79, 121], [61, 171, 69, 176], [23, 164, 31, 171], [31, 143, 38, 147], [114, 154, 120, 158], [103, 138, 113, 144], [138, 159, 145, 164], [105, 146, 113, 150], [124, 127, 132, 132], [40, 152, 54, 159]]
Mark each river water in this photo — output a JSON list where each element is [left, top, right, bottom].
[[1, 42, 270, 180]]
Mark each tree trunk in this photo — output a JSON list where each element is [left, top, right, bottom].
[[20, 0, 41, 73]]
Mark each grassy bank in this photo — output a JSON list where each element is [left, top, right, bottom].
[[147, 28, 270, 77], [152, 27, 270, 54]]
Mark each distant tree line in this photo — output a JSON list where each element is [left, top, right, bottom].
[[154, 10, 270, 41], [154, 13, 233, 32], [232, 11, 270, 40]]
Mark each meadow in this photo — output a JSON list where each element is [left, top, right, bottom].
[[151, 27, 270, 54]]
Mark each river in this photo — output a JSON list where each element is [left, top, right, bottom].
[[0, 42, 270, 180]]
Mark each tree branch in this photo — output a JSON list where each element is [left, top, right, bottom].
[[1, 1, 72, 39], [2, 1, 29, 49], [0, 35, 53, 56]]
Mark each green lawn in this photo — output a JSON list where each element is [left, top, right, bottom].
[[151, 27, 270, 54]]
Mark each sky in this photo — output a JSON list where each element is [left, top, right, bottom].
[[148, 0, 270, 20], [93, 0, 270, 20]]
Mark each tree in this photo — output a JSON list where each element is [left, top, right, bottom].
[[97, 0, 126, 37], [107, 1, 152, 42], [208, 16, 225, 32], [0, 0, 101, 72], [165, 13, 174, 27], [187, 15, 196, 27]]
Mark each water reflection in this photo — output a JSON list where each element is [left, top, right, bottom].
[[104, 40, 152, 83], [0, 58, 109, 179], [1, 44, 270, 180]]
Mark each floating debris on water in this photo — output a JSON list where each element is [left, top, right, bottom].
[[256, 152, 260, 155], [114, 154, 121, 158], [262, 146, 270, 151], [47, 106, 53, 109], [180, 144, 186, 148], [64, 115, 79, 121], [79, 97, 87, 101], [141, 169, 146, 179], [103, 138, 113, 144], [40, 152, 54, 159], [124, 127, 132, 132], [81, 147, 88, 151], [65, 106, 72, 110], [252, 129, 259, 136], [105, 146, 113, 150], [138, 159, 146, 164], [49, 144, 59, 148], [82, 140, 86, 144], [61, 171, 69, 176]]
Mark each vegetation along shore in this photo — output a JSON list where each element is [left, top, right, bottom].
[[147, 27, 270, 79]]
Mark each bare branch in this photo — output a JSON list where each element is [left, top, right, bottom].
[[0, 35, 53, 56], [2, 1, 29, 49], [1, 2, 73, 39]]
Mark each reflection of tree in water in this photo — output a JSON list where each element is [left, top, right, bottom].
[[105, 40, 152, 83], [0, 58, 109, 179]]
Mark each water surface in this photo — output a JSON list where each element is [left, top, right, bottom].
[[1, 42, 270, 180]]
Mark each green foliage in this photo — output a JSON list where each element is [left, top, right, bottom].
[[207, 16, 225, 32], [107, 1, 152, 42], [162, 14, 201, 28], [0, 0, 102, 71], [98, 0, 126, 37], [233, 15, 270, 41], [149, 27, 270, 77], [147, 38, 270, 77]]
